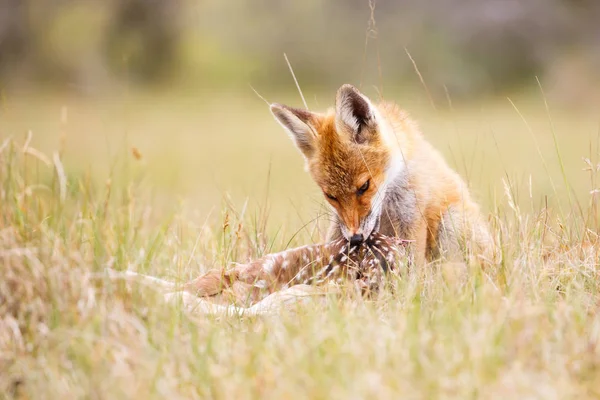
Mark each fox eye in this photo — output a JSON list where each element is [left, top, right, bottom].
[[324, 192, 337, 201], [357, 180, 370, 196]]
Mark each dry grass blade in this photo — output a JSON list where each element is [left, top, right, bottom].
[[284, 53, 308, 110], [24, 147, 52, 167], [405, 48, 437, 111], [22, 130, 33, 151], [0, 247, 39, 257], [249, 85, 271, 106], [0, 137, 11, 155], [52, 152, 67, 203]]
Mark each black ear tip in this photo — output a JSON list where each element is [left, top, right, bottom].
[[339, 83, 358, 91], [337, 84, 359, 96], [337, 84, 369, 109], [270, 104, 289, 118]]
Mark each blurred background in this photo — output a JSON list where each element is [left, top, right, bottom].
[[1, 0, 600, 235]]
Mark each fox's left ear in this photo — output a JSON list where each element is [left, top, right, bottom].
[[270, 103, 318, 160], [335, 84, 378, 144]]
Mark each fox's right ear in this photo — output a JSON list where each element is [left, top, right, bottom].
[[270, 104, 318, 159], [335, 84, 378, 144]]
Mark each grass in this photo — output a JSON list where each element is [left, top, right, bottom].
[[1, 89, 600, 398]]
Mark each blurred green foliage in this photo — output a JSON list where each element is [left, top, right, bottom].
[[1, 0, 599, 99]]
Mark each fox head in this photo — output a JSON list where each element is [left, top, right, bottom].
[[270, 84, 403, 243]]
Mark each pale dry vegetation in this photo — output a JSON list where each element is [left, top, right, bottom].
[[1, 92, 600, 399]]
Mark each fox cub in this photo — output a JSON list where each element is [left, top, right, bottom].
[[270, 84, 495, 265]]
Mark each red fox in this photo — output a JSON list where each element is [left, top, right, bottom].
[[118, 85, 495, 308], [271, 84, 495, 265]]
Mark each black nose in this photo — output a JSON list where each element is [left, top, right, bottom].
[[349, 234, 364, 246]]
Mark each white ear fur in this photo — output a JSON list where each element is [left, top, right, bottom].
[[270, 104, 317, 159], [335, 84, 378, 143]]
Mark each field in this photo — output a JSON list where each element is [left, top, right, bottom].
[[1, 87, 600, 398]]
